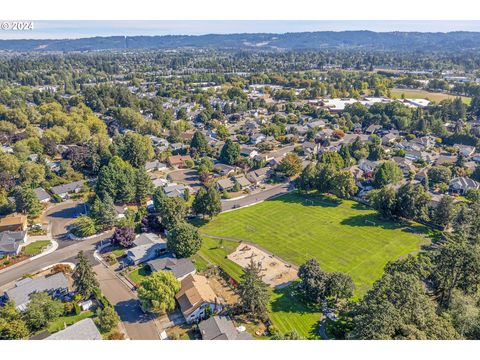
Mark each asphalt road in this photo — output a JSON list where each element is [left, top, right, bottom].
[[42, 201, 87, 248], [0, 231, 112, 287], [221, 182, 292, 211], [94, 264, 160, 340]]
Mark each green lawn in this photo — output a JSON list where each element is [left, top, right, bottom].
[[200, 192, 428, 296], [269, 285, 322, 339], [197, 236, 244, 282], [128, 266, 151, 285], [21, 240, 51, 256], [47, 311, 94, 333], [112, 248, 126, 257]]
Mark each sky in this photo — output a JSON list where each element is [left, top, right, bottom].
[[1, 20, 480, 40]]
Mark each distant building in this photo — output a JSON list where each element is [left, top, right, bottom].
[[50, 181, 85, 200], [167, 155, 193, 168], [449, 177, 480, 195]]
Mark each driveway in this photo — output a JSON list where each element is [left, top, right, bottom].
[[93, 264, 160, 340]]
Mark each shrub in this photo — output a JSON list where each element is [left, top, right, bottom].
[[73, 302, 81, 315], [107, 331, 125, 340]]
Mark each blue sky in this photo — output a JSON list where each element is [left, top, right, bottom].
[[1, 20, 480, 40]]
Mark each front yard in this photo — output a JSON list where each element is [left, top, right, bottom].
[[22, 240, 51, 256], [127, 266, 151, 285]]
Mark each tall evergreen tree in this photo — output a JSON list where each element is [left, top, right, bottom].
[[135, 167, 154, 204], [238, 259, 270, 318], [72, 251, 99, 299]]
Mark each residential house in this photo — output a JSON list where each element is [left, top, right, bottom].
[[381, 132, 399, 146], [250, 133, 266, 145], [45, 318, 102, 340], [365, 124, 382, 135], [167, 155, 193, 168], [198, 316, 253, 340], [50, 180, 85, 200], [358, 159, 379, 177], [216, 178, 235, 192], [146, 254, 196, 281], [246, 167, 273, 186], [164, 183, 188, 198], [124, 233, 167, 265], [449, 177, 480, 195], [392, 157, 416, 176], [33, 187, 51, 204], [454, 144, 476, 157], [0, 231, 27, 257], [175, 274, 219, 324], [435, 155, 457, 166], [214, 163, 237, 177], [3, 272, 68, 311], [302, 142, 320, 156], [145, 160, 167, 172], [152, 177, 169, 188], [0, 213, 28, 232], [306, 119, 326, 129], [240, 147, 259, 159]]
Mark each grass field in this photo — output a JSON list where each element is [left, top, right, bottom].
[[200, 192, 428, 296], [127, 266, 151, 285], [21, 240, 51, 256], [390, 88, 471, 105], [47, 311, 94, 333]]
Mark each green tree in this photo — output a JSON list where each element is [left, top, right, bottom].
[[298, 259, 328, 302], [277, 152, 303, 177], [96, 156, 136, 203], [137, 271, 181, 314], [319, 151, 345, 171], [24, 292, 64, 331], [368, 187, 397, 219], [192, 186, 222, 218], [396, 183, 430, 221], [155, 196, 188, 230], [167, 222, 202, 258], [331, 170, 358, 199], [190, 130, 209, 155], [90, 194, 116, 229], [14, 186, 42, 219], [373, 161, 403, 188], [19, 161, 45, 187], [96, 306, 120, 333], [0, 300, 29, 340], [238, 259, 270, 318], [113, 132, 154, 168], [433, 196, 456, 230], [296, 162, 318, 193], [72, 251, 99, 299], [71, 215, 97, 237], [135, 167, 154, 204], [326, 272, 355, 301], [429, 166, 452, 185], [219, 139, 240, 165]]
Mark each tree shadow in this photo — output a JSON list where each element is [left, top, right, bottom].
[[115, 299, 154, 324], [46, 203, 85, 219], [268, 192, 342, 208]]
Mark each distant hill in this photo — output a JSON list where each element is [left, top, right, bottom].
[[1, 31, 480, 52]]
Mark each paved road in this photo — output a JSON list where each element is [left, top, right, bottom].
[[0, 231, 112, 287], [221, 182, 292, 211], [93, 264, 160, 340], [42, 201, 87, 248]]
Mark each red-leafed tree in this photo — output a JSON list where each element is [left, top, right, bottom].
[[112, 226, 135, 248]]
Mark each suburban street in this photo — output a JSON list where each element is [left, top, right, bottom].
[[93, 264, 160, 340], [221, 182, 292, 211]]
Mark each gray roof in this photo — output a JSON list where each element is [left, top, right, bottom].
[[0, 231, 26, 254], [33, 187, 51, 202], [4, 272, 68, 310], [146, 255, 195, 280], [133, 233, 164, 247], [46, 318, 102, 340], [198, 316, 253, 340], [50, 180, 85, 195]]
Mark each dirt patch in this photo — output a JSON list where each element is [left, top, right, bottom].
[[208, 275, 239, 305], [227, 242, 298, 288]]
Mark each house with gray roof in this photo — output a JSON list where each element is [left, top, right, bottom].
[[449, 177, 480, 195], [4, 272, 68, 311], [45, 318, 102, 340], [145, 160, 167, 172], [50, 180, 85, 199], [198, 316, 253, 340], [33, 187, 51, 203], [125, 233, 167, 265], [0, 231, 27, 257], [146, 254, 196, 281]]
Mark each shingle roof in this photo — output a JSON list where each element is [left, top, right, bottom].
[[0, 231, 25, 254], [198, 316, 253, 340], [175, 274, 217, 317], [50, 180, 85, 195], [33, 187, 51, 202], [46, 318, 102, 340], [4, 272, 68, 310], [146, 255, 195, 280]]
